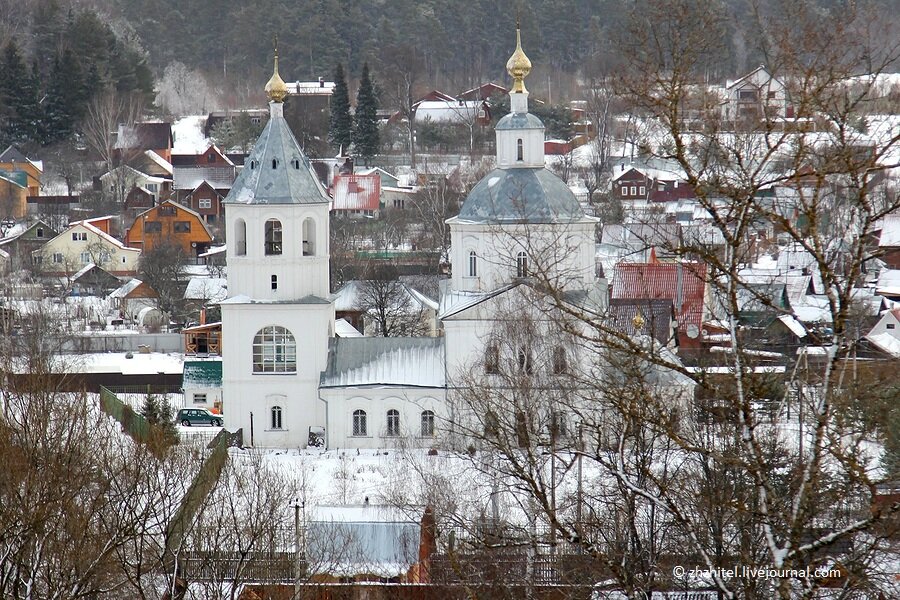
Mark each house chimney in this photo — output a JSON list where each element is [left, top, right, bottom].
[[200, 308, 206, 326], [319, 77, 324, 88]]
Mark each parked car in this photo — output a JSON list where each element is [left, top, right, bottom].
[[177, 408, 223, 427]]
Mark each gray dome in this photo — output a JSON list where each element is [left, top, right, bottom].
[[457, 167, 584, 223], [496, 112, 544, 130]]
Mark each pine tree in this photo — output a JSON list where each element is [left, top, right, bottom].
[[328, 63, 353, 154], [353, 62, 380, 165]]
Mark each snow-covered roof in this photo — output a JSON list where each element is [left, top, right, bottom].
[[866, 331, 900, 358], [171, 115, 211, 154], [109, 278, 144, 299], [777, 314, 807, 338], [173, 166, 236, 190], [879, 214, 900, 247], [183, 277, 227, 302], [10, 352, 185, 376], [320, 337, 445, 388], [331, 280, 437, 313], [198, 244, 226, 257], [335, 318, 363, 338], [876, 269, 900, 296], [286, 80, 336, 95], [144, 149, 173, 174], [414, 100, 484, 124]]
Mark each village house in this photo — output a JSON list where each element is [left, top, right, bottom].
[[0, 220, 56, 271], [722, 65, 791, 123], [0, 145, 42, 197], [611, 261, 709, 351], [0, 172, 29, 220], [34, 216, 141, 277], [125, 200, 214, 257], [100, 165, 172, 206], [115, 121, 175, 163]]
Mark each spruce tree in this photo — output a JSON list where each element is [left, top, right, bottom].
[[328, 63, 353, 154], [0, 41, 35, 145], [353, 62, 380, 165], [42, 49, 86, 144]]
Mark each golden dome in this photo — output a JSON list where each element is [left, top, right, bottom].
[[265, 48, 288, 103], [506, 24, 532, 94], [632, 310, 646, 330]]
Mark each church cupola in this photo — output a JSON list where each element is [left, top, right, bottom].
[[496, 24, 544, 169]]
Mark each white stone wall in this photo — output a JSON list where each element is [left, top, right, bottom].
[[449, 220, 597, 292], [226, 202, 330, 300], [322, 387, 446, 449], [221, 302, 333, 448]]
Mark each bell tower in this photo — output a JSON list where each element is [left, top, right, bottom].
[[220, 48, 334, 448]]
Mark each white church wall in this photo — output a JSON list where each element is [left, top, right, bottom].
[[222, 301, 333, 448], [322, 388, 446, 449], [450, 221, 597, 292], [226, 203, 330, 300]]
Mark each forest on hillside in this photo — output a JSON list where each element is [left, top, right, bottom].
[[1, 0, 899, 151]]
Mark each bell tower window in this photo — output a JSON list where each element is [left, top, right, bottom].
[[302, 217, 316, 256], [271, 275, 278, 290], [468, 251, 477, 277], [264, 219, 282, 255], [516, 138, 523, 161], [235, 218, 247, 256]]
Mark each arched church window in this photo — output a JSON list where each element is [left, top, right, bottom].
[[421, 410, 435, 437], [517, 346, 533, 375], [271, 406, 283, 429], [516, 251, 528, 277], [484, 343, 500, 374], [235, 218, 247, 256], [264, 219, 282, 255], [386, 409, 401, 437], [250, 160, 258, 170], [552, 346, 567, 375], [302, 217, 316, 256], [292, 158, 301, 169], [468, 251, 477, 277], [352, 410, 367, 436], [252, 326, 296, 373], [272, 158, 278, 169], [517, 138, 523, 161]]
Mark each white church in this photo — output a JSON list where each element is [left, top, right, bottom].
[[220, 30, 617, 449]]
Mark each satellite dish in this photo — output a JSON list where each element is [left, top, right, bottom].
[[686, 324, 700, 339]]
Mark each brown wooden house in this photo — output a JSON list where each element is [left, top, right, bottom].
[[124, 200, 214, 257]]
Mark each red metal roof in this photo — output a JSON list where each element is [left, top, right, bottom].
[[611, 262, 708, 341], [331, 173, 381, 211]]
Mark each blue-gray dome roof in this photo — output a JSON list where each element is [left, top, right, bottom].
[[457, 167, 584, 223], [224, 112, 329, 205], [496, 112, 544, 130]]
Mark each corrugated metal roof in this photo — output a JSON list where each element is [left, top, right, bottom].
[[183, 359, 223, 386], [611, 262, 707, 332], [331, 173, 380, 211], [173, 166, 235, 190], [307, 504, 419, 577], [320, 337, 445, 388], [223, 108, 330, 205]]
